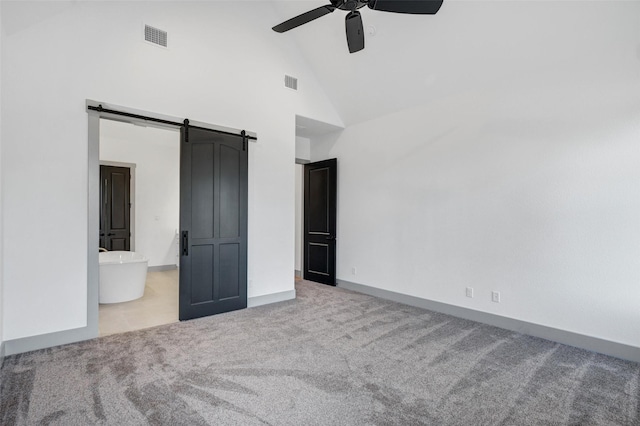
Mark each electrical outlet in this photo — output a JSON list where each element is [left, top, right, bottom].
[[351, 267, 357, 275], [492, 291, 501, 303], [465, 287, 474, 298]]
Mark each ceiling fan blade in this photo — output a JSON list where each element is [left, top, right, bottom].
[[368, 0, 444, 15], [272, 5, 336, 33], [345, 11, 365, 53]]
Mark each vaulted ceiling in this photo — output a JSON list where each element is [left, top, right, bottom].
[[271, 0, 639, 127]]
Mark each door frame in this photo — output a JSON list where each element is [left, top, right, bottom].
[[294, 159, 309, 278], [86, 100, 257, 340], [100, 161, 136, 252]]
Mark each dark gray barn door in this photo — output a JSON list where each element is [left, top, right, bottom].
[[100, 165, 131, 251], [304, 158, 337, 285], [179, 126, 248, 321]]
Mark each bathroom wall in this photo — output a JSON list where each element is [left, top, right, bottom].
[[100, 120, 180, 269], [1, 1, 343, 342]]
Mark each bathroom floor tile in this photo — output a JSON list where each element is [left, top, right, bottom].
[[98, 269, 179, 337]]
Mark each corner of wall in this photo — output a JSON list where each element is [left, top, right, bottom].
[[0, 0, 5, 362]]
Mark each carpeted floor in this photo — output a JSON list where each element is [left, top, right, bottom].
[[1, 280, 639, 425]]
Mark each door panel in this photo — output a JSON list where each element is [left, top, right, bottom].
[[304, 159, 337, 285], [180, 127, 248, 321], [220, 145, 241, 239], [308, 168, 329, 233], [308, 243, 329, 275], [110, 238, 127, 251], [191, 144, 215, 239], [100, 165, 131, 251], [219, 243, 240, 300], [190, 244, 215, 304]]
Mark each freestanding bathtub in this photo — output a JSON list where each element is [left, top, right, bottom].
[[99, 251, 149, 304]]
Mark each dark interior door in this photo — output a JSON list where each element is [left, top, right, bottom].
[[100, 165, 131, 251], [304, 158, 337, 285], [179, 126, 248, 321]]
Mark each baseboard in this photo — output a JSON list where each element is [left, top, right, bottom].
[[0, 341, 5, 366], [294, 270, 302, 278], [3, 325, 96, 357], [338, 279, 640, 364], [3, 288, 294, 357], [248, 289, 296, 308], [148, 264, 178, 272]]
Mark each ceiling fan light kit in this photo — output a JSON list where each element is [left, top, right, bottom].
[[272, 0, 444, 54]]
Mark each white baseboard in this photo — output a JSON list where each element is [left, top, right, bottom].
[[3, 325, 96, 357], [3, 288, 296, 357], [338, 279, 640, 363]]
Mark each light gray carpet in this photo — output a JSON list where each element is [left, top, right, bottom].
[[1, 280, 639, 425]]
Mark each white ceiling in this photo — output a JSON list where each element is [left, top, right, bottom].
[[271, 1, 639, 127]]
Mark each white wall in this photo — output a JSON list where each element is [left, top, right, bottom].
[[312, 3, 640, 347], [294, 136, 310, 274], [295, 136, 310, 161], [100, 120, 180, 268], [0, 1, 4, 351], [294, 164, 303, 273], [1, 1, 342, 341]]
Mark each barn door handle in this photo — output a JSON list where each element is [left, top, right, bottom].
[[182, 231, 189, 256], [107, 233, 115, 236]]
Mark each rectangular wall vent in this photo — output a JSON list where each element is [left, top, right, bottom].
[[144, 25, 168, 48], [285, 75, 298, 90]]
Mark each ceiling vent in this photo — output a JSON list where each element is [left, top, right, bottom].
[[144, 25, 168, 48], [285, 75, 298, 91]]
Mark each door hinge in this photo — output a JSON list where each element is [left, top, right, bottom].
[[241, 130, 246, 151]]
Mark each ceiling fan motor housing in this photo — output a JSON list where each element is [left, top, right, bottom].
[[332, 0, 367, 11]]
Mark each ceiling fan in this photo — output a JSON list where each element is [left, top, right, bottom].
[[272, 0, 444, 54]]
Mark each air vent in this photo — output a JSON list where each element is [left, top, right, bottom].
[[144, 25, 168, 48], [285, 75, 298, 90]]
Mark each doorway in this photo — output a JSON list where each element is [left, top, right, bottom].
[[294, 115, 343, 287], [87, 102, 255, 339], [99, 165, 131, 251], [98, 119, 180, 336], [303, 159, 337, 285], [294, 159, 338, 286]]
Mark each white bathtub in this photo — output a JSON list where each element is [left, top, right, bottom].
[[99, 251, 149, 304]]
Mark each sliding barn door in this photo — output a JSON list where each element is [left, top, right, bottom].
[[179, 127, 248, 321], [304, 158, 337, 285]]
